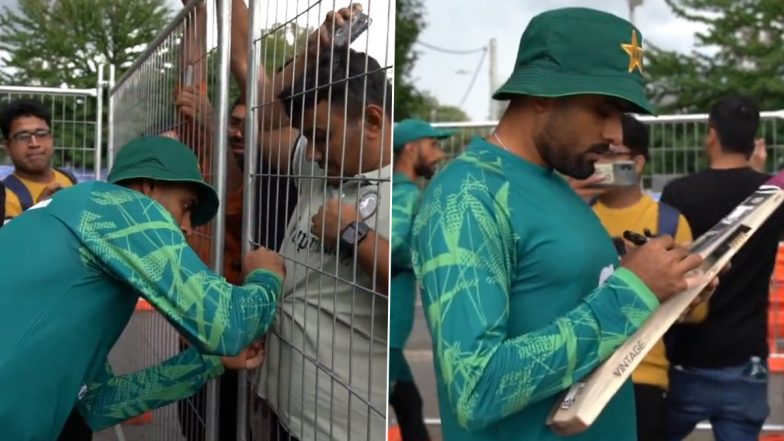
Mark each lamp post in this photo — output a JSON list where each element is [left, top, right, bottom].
[[628, 0, 643, 25]]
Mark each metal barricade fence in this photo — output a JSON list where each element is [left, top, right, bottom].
[[107, 0, 232, 439], [424, 111, 784, 436], [0, 73, 105, 182], [433, 110, 784, 192], [240, 1, 393, 440]]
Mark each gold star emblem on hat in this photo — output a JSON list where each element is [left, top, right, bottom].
[[621, 30, 644, 74]]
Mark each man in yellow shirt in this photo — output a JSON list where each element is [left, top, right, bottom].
[[1, 99, 77, 221], [574, 114, 702, 441]]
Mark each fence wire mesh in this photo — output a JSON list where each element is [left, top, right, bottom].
[[0, 84, 103, 182], [240, 1, 393, 440], [107, 0, 392, 439], [432, 111, 784, 193], [107, 0, 231, 439]]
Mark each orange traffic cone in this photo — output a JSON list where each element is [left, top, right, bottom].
[[123, 411, 153, 425], [388, 425, 402, 441], [135, 298, 154, 312]]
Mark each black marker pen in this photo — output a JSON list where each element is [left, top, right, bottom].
[[623, 230, 649, 246]]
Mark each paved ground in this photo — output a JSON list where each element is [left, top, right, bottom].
[[94, 301, 784, 441], [94, 312, 191, 441], [390, 300, 784, 441]]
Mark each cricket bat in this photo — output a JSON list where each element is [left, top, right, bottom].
[[547, 171, 784, 436]]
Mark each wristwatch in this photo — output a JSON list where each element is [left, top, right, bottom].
[[340, 221, 370, 255]]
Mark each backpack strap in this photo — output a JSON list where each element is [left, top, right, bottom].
[[2, 174, 34, 212], [0, 180, 5, 222], [657, 201, 680, 238], [54, 167, 78, 185], [658, 200, 682, 361]]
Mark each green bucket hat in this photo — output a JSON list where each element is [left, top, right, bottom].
[[394, 119, 454, 152], [107, 136, 219, 227], [493, 7, 655, 115]]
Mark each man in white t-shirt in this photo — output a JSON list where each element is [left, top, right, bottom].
[[255, 47, 391, 441]]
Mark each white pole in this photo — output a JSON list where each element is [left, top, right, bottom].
[[488, 38, 498, 120]]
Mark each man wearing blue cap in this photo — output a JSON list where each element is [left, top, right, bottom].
[[0, 136, 286, 440], [411, 7, 713, 441], [390, 119, 452, 441]]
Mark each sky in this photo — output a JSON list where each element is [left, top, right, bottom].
[[410, 0, 710, 121]]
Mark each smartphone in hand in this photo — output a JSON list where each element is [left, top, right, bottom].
[[333, 12, 371, 47], [590, 161, 638, 187]]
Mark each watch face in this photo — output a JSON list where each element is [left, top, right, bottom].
[[358, 191, 378, 220], [342, 226, 357, 243]]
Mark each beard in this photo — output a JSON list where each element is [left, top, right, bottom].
[[534, 113, 608, 179], [414, 147, 440, 180], [414, 161, 438, 180]]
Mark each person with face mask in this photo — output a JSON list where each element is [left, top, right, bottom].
[[388, 119, 452, 441], [410, 7, 717, 441]]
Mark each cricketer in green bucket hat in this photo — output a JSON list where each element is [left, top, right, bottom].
[[493, 7, 655, 115], [107, 136, 219, 227], [394, 119, 454, 152]]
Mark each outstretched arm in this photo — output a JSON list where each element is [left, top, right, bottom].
[[78, 342, 264, 431], [77, 349, 223, 431], [412, 176, 660, 431], [70, 188, 282, 356]]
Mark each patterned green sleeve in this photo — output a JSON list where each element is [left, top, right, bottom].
[[391, 180, 420, 268], [77, 350, 224, 431], [75, 188, 282, 356], [411, 176, 659, 432]]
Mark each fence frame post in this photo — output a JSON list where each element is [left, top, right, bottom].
[[235, 0, 264, 435], [94, 64, 104, 181], [107, 64, 116, 172], [205, 0, 234, 438]]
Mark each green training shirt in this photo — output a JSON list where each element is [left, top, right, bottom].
[[412, 137, 660, 441], [0, 181, 281, 440], [390, 171, 421, 350]]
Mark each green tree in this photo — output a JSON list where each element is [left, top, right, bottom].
[[0, 0, 172, 170], [423, 93, 469, 122], [0, 0, 172, 89], [643, 0, 784, 173], [259, 22, 312, 76], [432, 104, 470, 122], [647, 0, 784, 113], [394, 0, 429, 119]]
